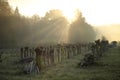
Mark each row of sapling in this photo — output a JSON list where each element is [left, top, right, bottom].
[[78, 37, 109, 68], [19, 43, 83, 74], [36, 44, 82, 72], [19, 47, 38, 74]]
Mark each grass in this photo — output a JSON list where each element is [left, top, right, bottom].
[[0, 47, 120, 80]]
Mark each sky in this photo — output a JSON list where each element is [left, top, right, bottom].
[[8, 0, 120, 26]]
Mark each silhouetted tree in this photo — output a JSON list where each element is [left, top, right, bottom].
[[31, 9, 69, 44], [0, 0, 12, 16], [14, 6, 20, 16], [44, 9, 63, 20], [68, 10, 96, 43]]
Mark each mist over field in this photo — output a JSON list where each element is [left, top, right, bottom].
[[0, 1, 97, 48], [1, 0, 120, 48], [1, 1, 120, 80], [95, 24, 120, 42], [68, 12, 96, 43]]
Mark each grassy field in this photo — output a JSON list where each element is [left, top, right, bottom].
[[0, 47, 120, 80]]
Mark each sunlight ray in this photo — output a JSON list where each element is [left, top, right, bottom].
[[33, 19, 67, 44], [42, 20, 65, 39], [58, 25, 69, 43]]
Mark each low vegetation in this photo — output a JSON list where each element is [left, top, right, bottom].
[[0, 47, 120, 80]]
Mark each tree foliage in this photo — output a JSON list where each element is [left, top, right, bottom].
[[0, 1, 97, 48], [0, 0, 12, 16], [68, 10, 96, 43]]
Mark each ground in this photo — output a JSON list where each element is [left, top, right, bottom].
[[0, 47, 120, 80]]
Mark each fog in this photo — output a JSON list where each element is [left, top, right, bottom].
[[96, 25, 120, 42], [68, 11, 96, 43], [0, 1, 97, 48]]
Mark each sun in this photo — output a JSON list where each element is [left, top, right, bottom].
[[62, 9, 76, 23]]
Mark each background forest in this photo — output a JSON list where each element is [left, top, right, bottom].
[[0, 0, 96, 48]]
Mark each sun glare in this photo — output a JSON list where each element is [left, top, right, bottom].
[[9, 0, 78, 22], [16, 5, 77, 23], [62, 9, 76, 23], [8, 0, 120, 25], [17, 7, 77, 23]]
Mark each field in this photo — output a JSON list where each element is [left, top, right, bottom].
[[0, 47, 120, 80]]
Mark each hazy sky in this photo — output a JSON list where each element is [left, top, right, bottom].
[[8, 0, 120, 26]]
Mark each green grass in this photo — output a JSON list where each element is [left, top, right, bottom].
[[0, 47, 120, 80]]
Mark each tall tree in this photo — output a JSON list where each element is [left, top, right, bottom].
[[0, 0, 12, 16], [44, 9, 63, 20], [14, 6, 20, 16], [68, 10, 96, 43], [31, 9, 69, 44]]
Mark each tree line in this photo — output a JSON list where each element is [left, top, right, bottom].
[[0, 0, 97, 48]]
